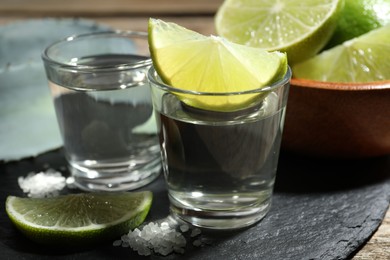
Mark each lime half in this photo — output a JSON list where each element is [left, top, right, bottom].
[[6, 191, 152, 246], [215, 0, 344, 65], [292, 25, 390, 82], [148, 18, 287, 112]]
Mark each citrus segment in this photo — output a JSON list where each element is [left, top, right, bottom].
[[215, 0, 344, 65], [292, 25, 390, 83], [5, 191, 152, 246], [148, 18, 288, 112]]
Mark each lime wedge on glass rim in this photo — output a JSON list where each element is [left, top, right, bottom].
[[5, 191, 152, 246], [148, 18, 288, 112], [215, 0, 344, 65], [293, 25, 390, 82]]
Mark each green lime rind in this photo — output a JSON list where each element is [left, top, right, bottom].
[[325, 0, 390, 49], [293, 25, 390, 83], [5, 191, 152, 247], [215, 0, 344, 65]]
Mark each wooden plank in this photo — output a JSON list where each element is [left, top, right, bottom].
[[352, 209, 390, 259], [96, 16, 217, 34], [0, 16, 217, 35], [0, 0, 224, 16]]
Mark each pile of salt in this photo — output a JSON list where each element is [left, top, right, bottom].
[[114, 221, 202, 256], [18, 169, 66, 198]]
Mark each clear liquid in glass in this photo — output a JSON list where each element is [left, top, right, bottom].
[[156, 93, 285, 229], [49, 54, 161, 191]]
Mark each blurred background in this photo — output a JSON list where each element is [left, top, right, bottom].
[[0, 0, 223, 33]]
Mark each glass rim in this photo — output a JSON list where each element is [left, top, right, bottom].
[[41, 30, 152, 72], [147, 66, 291, 96]]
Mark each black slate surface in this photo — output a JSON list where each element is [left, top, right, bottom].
[[0, 150, 389, 260]]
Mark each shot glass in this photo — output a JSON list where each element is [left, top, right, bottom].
[[42, 31, 161, 192], [148, 66, 291, 229]]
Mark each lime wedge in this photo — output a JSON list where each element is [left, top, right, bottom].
[[148, 18, 287, 112], [215, 0, 344, 65], [5, 191, 152, 246], [292, 25, 390, 82]]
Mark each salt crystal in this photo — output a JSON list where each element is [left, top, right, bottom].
[[121, 234, 130, 242], [113, 240, 122, 247], [138, 246, 151, 256], [121, 242, 129, 248], [133, 228, 141, 235], [180, 224, 189, 232], [65, 176, 77, 189], [193, 239, 202, 247], [190, 228, 201, 237], [18, 169, 66, 198], [160, 222, 170, 230]]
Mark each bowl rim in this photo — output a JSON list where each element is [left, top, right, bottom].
[[291, 78, 390, 91]]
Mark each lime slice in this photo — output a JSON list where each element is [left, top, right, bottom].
[[215, 0, 344, 65], [292, 25, 390, 82], [5, 191, 152, 246], [148, 18, 287, 112], [325, 0, 390, 48]]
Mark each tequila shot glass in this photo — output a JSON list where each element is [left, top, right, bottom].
[[148, 66, 291, 229], [42, 31, 161, 192]]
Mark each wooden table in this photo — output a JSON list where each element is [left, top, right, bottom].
[[0, 1, 389, 259]]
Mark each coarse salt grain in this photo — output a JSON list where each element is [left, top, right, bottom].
[[190, 228, 201, 237], [112, 240, 122, 247], [18, 169, 66, 198], [180, 224, 189, 232]]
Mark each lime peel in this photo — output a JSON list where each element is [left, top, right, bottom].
[[325, 0, 390, 49]]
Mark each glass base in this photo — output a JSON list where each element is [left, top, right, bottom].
[[169, 195, 272, 230], [69, 157, 161, 192]]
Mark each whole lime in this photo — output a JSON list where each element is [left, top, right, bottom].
[[325, 0, 390, 48]]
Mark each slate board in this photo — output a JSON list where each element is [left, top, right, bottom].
[[0, 150, 389, 260]]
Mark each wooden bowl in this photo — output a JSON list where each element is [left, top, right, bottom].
[[282, 78, 390, 158]]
